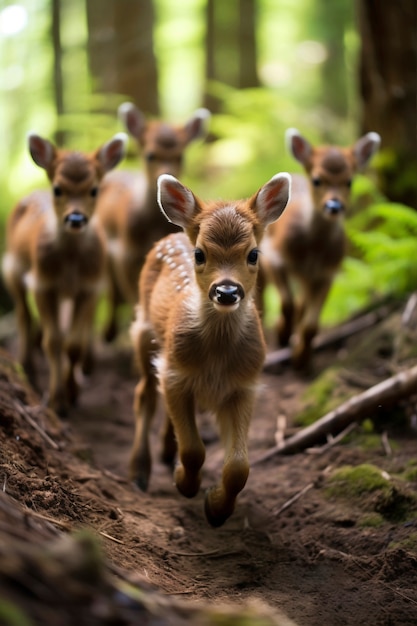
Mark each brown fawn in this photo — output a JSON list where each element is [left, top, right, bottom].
[[259, 128, 381, 369], [96, 102, 210, 341], [2, 132, 127, 415], [129, 172, 291, 526]]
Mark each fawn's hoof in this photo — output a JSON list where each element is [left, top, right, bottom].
[[134, 474, 149, 492], [174, 465, 201, 499], [204, 488, 234, 528]]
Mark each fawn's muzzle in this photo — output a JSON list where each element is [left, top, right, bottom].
[[209, 281, 244, 308], [64, 211, 88, 230], [324, 199, 344, 216]]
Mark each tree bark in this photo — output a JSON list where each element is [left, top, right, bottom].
[[356, 0, 417, 208], [86, 0, 159, 115], [204, 0, 259, 112], [51, 0, 65, 145]]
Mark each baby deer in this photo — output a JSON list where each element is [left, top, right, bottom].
[[96, 102, 210, 341], [2, 132, 127, 415], [260, 128, 381, 369], [130, 172, 291, 526]]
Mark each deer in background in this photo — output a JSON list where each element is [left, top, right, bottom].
[[129, 172, 291, 526], [96, 103, 210, 341], [259, 128, 381, 370], [2, 132, 127, 415]]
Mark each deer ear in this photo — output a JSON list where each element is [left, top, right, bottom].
[[157, 175, 200, 228], [118, 102, 146, 141], [252, 173, 291, 227], [353, 132, 381, 170], [286, 128, 313, 166], [184, 108, 211, 144], [97, 133, 128, 173], [27, 133, 56, 170]]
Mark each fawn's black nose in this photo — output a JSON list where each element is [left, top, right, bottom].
[[209, 281, 244, 307], [64, 212, 88, 229], [324, 199, 344, 215], [216, 284, 239, 305]]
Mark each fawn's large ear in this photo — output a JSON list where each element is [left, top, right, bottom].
[[353, 132, 381, 170], [286, 128, 313, 166], [184, 108, 211, 144], [118, 102, 146, 141], [157, 174, 201, 228], [97, 133, 128, 173], [27, 133, 56, 170], [252, 173, 291, 227]]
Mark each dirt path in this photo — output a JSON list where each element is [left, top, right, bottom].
[[1, 323, 417, 625]]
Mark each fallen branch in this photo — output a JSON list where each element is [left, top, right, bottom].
[[263, 305, 392, 371], [254, 363, 417, 461]]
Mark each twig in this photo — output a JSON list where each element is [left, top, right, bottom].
[[263, 304, 392, 371], [274, 482, 314, 517], [273, 465, 332, 517], [305, 422, 358, 455], [98, 531, 124, 544], [13, 400, 61, 450], [381, 431, 392, 456]]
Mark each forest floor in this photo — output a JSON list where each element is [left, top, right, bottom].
[[0, 300, 417, 626]]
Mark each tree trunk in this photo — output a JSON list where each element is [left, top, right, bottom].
[[204, 0, 259, 112], [51, 0, 65, 145], [86, 0, 159, 115], [114, 0, 159, 115], [356, 0, 417, 208]]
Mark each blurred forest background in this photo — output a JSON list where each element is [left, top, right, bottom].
[[0, 0, 416, 326]]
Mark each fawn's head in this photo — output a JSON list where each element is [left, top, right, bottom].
[[119, 103, 210, 184], [286, 129, 380, 220], [157, 173, 291, 312], [28, 133, 127, 232]]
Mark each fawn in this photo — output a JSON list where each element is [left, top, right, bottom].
[[96, 102, 210, 341], [2, 132, 127, 415], [259, 128, 381, 369], [129, 172, 291, 526]]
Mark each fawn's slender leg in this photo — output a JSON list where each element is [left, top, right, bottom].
[[129, 324, 158, 491], [270, 265, 294, 347], [164, 382, 205, 499], [204, 390, 252, 527], [292, 277, 332, 369], [34, 288, 66, 415], [66, 290, 98, 404]]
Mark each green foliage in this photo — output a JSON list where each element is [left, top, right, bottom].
[[321, 187, 417, 326]]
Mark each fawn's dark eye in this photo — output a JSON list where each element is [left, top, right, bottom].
[[247, 249, 259, 265], [53, 186, 62, 197], [145, 152, 157, 163], [346, 179, 352, 188], [194, 248, 206, 265], [312, 177, 321, 187], [90, 186, 98, 198]]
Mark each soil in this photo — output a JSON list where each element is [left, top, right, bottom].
[[0, 305, 417, 626]]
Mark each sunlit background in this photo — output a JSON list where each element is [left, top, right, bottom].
[[0, 0, 416, 327]]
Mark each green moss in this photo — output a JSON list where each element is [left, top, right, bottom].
[[326, 464, 389, 498], [296, 368, 348, 426], [388, 532, 417, 552], [403, 467, 417, 482], [358, 513, 385, 528], [326, 463, 417, 523], [374, 485, 417, 522], [0, 599, 33, 626]]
